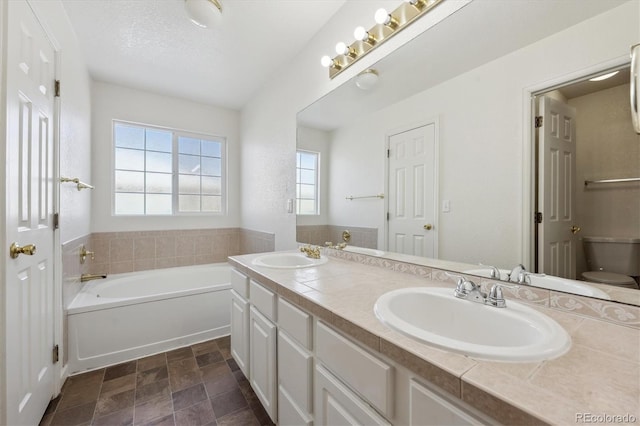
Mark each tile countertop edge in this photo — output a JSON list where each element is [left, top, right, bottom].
[[227, 254, 638, 425]]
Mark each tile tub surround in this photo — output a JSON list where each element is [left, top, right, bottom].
[[84, 228, 274, 275], [39, 336, 274, 426], [229, 251, 640, 425]]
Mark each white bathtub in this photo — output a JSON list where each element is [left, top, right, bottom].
[[67, 263, 231, 374]]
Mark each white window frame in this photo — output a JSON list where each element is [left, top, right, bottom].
[[112, 120, 227, 216], [296, 149, 320, 215]]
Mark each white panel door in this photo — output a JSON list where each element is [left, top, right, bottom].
[[5, 1, 57, 424], [538, 96, 578, 279], [388, 124, 437, 257]]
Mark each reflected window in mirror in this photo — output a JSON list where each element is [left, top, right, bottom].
[[296, 150, 319, 215]]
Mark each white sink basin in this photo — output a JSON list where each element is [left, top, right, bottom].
[[464, 268, 611, 299], [374, 287, 571, 362], [252, 253, 328, 269]]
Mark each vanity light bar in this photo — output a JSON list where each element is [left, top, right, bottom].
[[322, 0, 444, 79]]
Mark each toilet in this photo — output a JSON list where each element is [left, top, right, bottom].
[[581, 236, 640, 289]]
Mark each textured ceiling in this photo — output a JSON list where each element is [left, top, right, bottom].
[[62, 0, 346, 109]]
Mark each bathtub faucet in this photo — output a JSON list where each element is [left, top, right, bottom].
[[80, 273, 107, 282]]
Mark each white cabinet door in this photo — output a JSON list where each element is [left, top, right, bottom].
[[410, 380, 483, 426], [279, 386, 313, 426], [315, 364, 390, 426], [278, 331, 313, 417], [230, 290, 249, 377], [250, 306, 277, 423]]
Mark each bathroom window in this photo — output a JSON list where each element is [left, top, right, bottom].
[[296, 150, 319, 215], [113, 121, 225, 215]]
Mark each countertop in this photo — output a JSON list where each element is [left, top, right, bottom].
[[228, 250, 640, 425]]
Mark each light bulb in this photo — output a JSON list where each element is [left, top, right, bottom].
[[405, 0, 426, 8], [374, 8, 390, 24], [320, 56, 333, 68], [354, 26, 367, 40], [354, 26, 376, 45], [374, 8, 398, 28], [335, 42, 348, 55]]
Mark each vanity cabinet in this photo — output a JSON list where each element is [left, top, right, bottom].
[[230, 265, 492, 426]]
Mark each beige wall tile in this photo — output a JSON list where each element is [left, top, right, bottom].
[[110, 238, 134, 263], [155, 236, 176, 258], [134, 237, 156, 260]]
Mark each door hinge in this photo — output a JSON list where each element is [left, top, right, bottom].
[[54, 80, 60, 97], [387, 149, 390, 158], [535, 212, 543, 224], [386, 212, 390, 221], [52, 345, 59, 364], [534, 116, 543, 128], [53, 213, 59, 229]]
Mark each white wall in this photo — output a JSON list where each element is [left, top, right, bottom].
[[91, 81, 241, 232], [241, 0, 640, 262]]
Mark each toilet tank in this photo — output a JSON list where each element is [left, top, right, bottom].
[[583, 237, 640, 276]]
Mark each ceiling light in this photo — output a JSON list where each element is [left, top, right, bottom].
[[355, 69, 379, 90], [321, 55, 341, 70], [185, 0, 222, 28], [588, 71, 619, 82], [405, 0, 427, 9], [335, 42, 357, 59]]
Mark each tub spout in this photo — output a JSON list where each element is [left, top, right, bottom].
[[81, 273, 107, 282]]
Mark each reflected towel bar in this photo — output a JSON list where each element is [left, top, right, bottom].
[[584, 177, 640, 186], [345, 193, 385, 200], [61, 177, 95, 191]]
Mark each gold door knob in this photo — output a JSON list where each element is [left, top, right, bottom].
[[423, 224, 433, 231], [570, 226, 581, 235], [10, 242, 37, 259]]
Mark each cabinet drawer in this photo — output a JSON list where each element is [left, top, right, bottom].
[[250, 280, 276, 321], [315, 364, 390, 426], [410, 379, 482, 425], [279, 386, 312, 426], [230, 269, 249, 298], [278, 331, 313, 415], [316, 321, 394, 418], [278, 298, 312, 350]]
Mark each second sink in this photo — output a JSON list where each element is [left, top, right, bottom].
[[374, 287, 571, 362]]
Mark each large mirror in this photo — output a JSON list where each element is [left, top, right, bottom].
[[297, 0, 640, 306]]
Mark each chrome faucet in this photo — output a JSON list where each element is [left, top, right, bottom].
[[300, 245, 321, 259], [447, 273, 517, 308], [515, 270, 546, 285], [478, 262, 501, 280], [507, 264, 526, 283], [80, 273, 107, 282]]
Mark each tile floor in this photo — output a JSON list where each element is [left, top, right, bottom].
[[39, 336, 275, 426]]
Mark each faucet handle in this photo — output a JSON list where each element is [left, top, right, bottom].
[[488, 283, 520, 308], [446, 272, 478, 298], [517, 271, 546, 284], [478, 262, 501, 279]]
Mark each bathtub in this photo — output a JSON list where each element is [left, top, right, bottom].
[[67, 263, 231, 374]]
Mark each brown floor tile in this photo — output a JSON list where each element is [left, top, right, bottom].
[[50, 401, 96, 426], [216, 336, 230, 349], [210, 388, 248, 419], [134, 395, 173, 425], [105, 360, 137, 382], [137, 365, 169, 387], [166, 346, 193, 363], [93, 406, 134, 426], [169, 369, 203, 393], [58, 384, 101, 411], [218, 345, 232, 361], [215, 408, 259, 426], [138, 414, 175, 426], [225, 358, 239, 372], [95, 389, 135, 418], [62, 369, 104, 394], [44, 395, 61, 416], [191, 340, 219, 357], [175, 399, 216, 426], [195, 351, 223, 368], [200, 361, 231, 382], [101, 374, 136, 398], [138, 353, 167, 372], [232, 370, 248, 384], [136, 379, 171, 405], [39, 412, 54, 426], [204, 373, 238, 398], [172, 383, 208, 411]]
